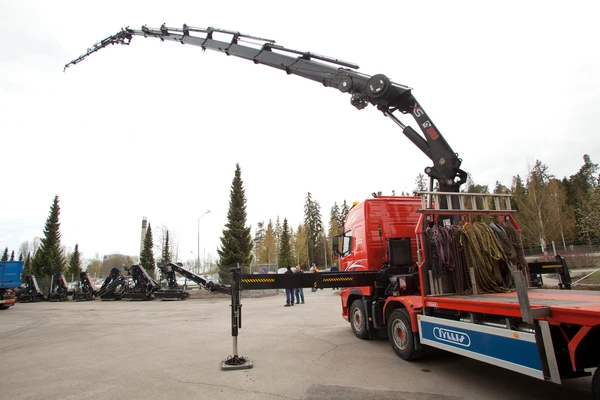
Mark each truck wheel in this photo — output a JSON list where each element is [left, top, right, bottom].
[[350, 299, 369, 340], [593, 367, 600, 399], [0, 304, 10, 310], [388, 308, 424, 360]]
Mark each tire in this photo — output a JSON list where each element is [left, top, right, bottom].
[[0, 304, 10, 310], [387, 308, 424, 360], [593, 367, 600, 400], [350, 299, 369, 340]]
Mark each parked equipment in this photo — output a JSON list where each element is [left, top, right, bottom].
[[66, 24, 600, 395], [17, 275, 45, 303], [155, 262, 190, 301], [72, 271, 97, 301], [122, 265, 160, 301], [47, 273, 70, 302], [96, 268, 126, 301], [0, 261, 24, 310]]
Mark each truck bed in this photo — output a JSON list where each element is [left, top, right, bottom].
[[425, 289, 600, 326]]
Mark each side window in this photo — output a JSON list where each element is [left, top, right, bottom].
[[342, 230, 352, 257]]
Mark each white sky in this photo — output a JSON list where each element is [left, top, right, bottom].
[[1, 0, 599, 265]]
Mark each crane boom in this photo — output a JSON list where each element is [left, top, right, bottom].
[[65, 24, 467, 191]]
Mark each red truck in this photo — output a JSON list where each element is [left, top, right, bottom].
[[334, 192, 600, 392], [66, 23, 600, 396]]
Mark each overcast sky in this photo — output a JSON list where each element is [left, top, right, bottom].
[[1, 0, 598, 266]]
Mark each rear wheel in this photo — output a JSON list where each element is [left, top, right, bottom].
[[350, 299, 369, 340], [387, 308, 424, 360], [0, 304, 11, 310]]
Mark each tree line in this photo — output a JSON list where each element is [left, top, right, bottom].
[[7, 155, 597, 281]]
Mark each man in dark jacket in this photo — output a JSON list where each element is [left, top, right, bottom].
[[284, 265, 295, 306]]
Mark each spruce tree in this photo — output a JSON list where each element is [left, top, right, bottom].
[[67, 244, 83, 277], [32, 195, 66, 276], [10, 250, 15, 261], [303, 192, 323, 265], [161, 231, 172, 264], [1, 248, 8, 262], [278, 218, 293, 269], [140, 223, 156, 276], [217, 163, 253, 283], [23, 253, 33, 276]]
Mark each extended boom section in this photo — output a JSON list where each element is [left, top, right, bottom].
[[239, 270, 381, 291], [65, 24, 466, 192]]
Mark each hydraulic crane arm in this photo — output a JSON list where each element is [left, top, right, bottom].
[[65, 24, 467, 191]]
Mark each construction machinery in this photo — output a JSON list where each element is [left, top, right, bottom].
[[72, 271, 97, 301], [122, 265, 160, 301], [47, 272, 70, 302], [17, 275, 45, 303], [96, 267, 126, 301], [155, 262, 190, 300], [66, 24, 600, 396]]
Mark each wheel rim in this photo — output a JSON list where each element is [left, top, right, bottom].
[[352, 307, 363, 332], [392, 318, 409, 350]]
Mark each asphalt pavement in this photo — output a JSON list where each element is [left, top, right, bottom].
[[0, 289, 593, 400]]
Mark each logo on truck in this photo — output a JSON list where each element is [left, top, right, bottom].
[[433, 327, 471, 347]]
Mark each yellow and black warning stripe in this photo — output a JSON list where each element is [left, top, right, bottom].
[[241, 278, 276, 283], [322, 277, 353, 282]]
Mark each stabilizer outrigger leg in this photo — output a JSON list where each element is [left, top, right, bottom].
[[221, 266, 253, 371]]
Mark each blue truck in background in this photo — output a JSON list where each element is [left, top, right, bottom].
[[0, 261, 24, 310]]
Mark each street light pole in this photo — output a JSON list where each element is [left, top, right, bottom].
[[198, 209, 211, 273]]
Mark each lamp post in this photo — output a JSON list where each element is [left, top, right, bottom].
[[198, 209, 211, 273]]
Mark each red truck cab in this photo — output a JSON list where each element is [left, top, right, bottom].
[[336, 196, 422, 326]]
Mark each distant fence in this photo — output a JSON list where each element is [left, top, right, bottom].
[[524, 242, 600, 269]]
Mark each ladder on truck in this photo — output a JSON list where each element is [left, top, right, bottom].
[[418, 191, 515, 216]]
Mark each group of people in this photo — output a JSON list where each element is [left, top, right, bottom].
[[284, 264, 305, 306], [284, 263, 341, 306]]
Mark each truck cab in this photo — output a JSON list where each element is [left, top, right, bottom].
[[333, 196, 422, 330]]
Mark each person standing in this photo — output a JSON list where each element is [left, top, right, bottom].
[[284, 265, 295, 306], [309, 263, 318, 292], [294, 265, 305, 304]]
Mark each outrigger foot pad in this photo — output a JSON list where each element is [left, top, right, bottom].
[[221, 355, 253, 371]]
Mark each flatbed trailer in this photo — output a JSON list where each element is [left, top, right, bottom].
[[370, 192, 600, 391]]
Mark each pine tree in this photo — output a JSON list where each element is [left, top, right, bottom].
[[217, 164, 253, 283], [161, 231, 172, 264], [1, 248, 8, 262], [253, 221, 266, 263], [278, 218, 293, 269], [67, 244, 83, 277], [10, 250, 15, 261], [140, 223, 156, 276], [339, 201, 350, 229], [261, 220, 276, 265], [32, 195, 66, 276], [303, 192, 323, 265], [294, 223, 309, 268], [23, 253, 33, 275]]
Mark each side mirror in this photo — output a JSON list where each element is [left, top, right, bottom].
[[332, 236, 341, 256]]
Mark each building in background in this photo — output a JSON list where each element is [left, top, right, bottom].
[[140, 217, 147, 253]]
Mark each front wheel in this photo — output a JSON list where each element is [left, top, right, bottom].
[[387, 309, 424, 360], [349, 299, 369, 340]]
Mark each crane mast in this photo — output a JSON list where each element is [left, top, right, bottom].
[[65, 24, 467, 192]]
